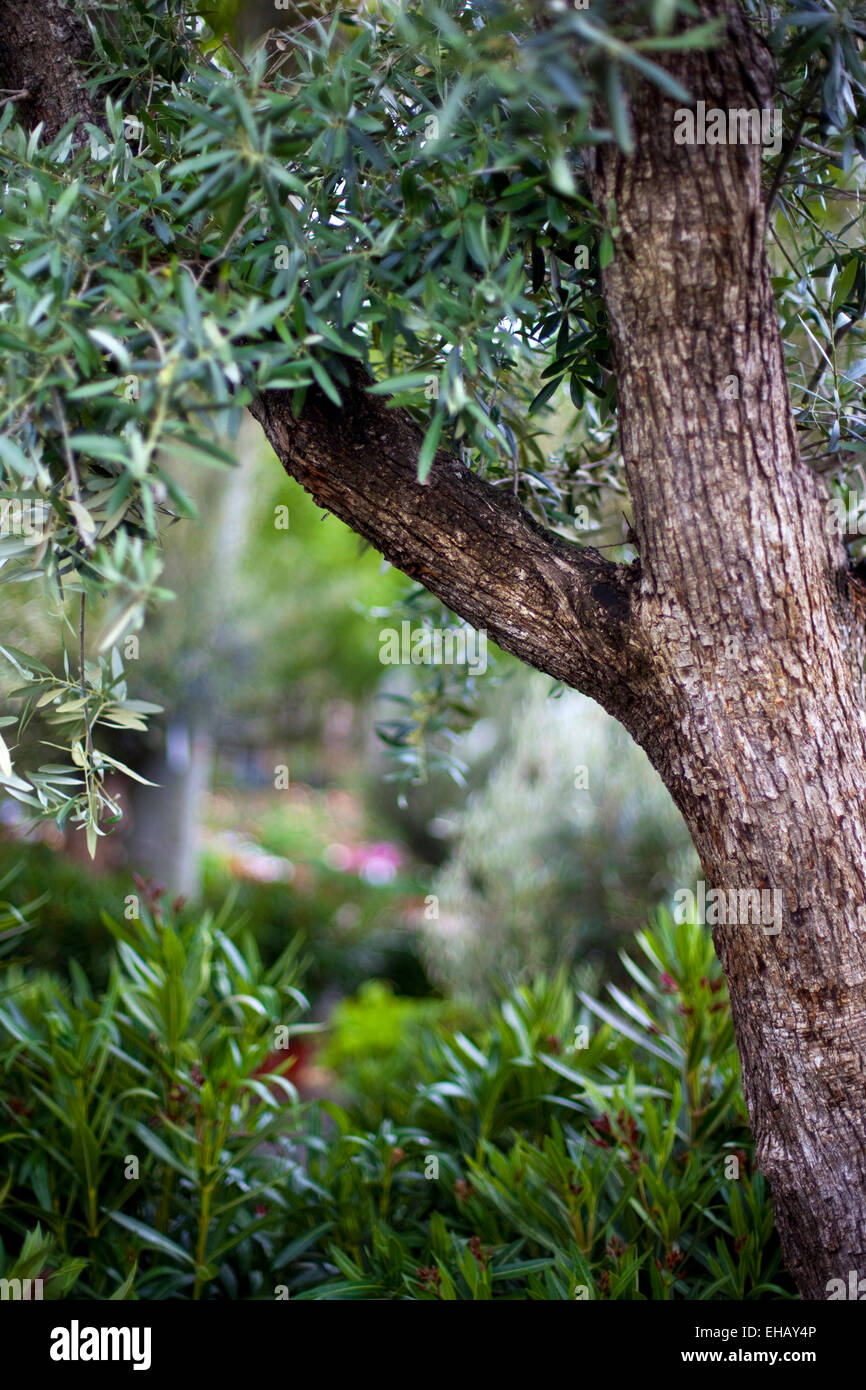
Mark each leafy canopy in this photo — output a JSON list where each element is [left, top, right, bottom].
[[0, 0, 864, 846]]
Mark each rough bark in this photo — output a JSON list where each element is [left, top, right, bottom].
[[249, 376, 647, 724], [583, 0, 866, 1298], [6, 0, 866, 1299], [0, 0, 96, 139]]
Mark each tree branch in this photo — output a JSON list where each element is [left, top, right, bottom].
[[3, 0, 645, 721], [249, 367, 644, 720]]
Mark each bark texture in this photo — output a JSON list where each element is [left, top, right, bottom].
[[582, 0, 866, 1298], [0, 0, 96, 139], [5, 0, 866, 1300], [249, 375, 647, 724]]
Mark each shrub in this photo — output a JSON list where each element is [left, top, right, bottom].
[[0, 835, 435, 999], [0, 841, 126, 985], [0, 900, 794, 1300], [0, 888, 311, 1299], [321, 980, 479, 1129]]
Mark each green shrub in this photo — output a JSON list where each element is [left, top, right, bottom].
[[0, 900, 794, 1300], [299, 912, 793, 1300], [0, 842, 127, 985], [0, 837, 435, 999], [201, 854, 434, 1000], [0, 890, 311, 1299], [321, 980, 480, 1129]]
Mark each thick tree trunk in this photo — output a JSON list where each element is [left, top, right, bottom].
[[252, 7, 866, 1295], [583, 1, 866, 1298]]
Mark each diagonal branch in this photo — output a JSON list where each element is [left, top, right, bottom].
[[2, 0, 645, 722], [249, 365, 644, 720]]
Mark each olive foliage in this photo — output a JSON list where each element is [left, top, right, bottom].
[[0, 0, 864, 846]]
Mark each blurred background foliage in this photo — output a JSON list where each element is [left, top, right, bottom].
[[0, 423, 696, 996], [0, 420, 715, 1299], [2, 0, 864, 840]]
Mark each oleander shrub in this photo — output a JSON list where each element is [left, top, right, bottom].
[[293, 911, 793, 1300], [320, 980, 480, 1129], [0, 834, 435, 999], [0, 898, 794, 1299], [0, 890, 312, 1299]]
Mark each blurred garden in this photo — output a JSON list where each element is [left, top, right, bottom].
[[0, 428, 796, 1301]]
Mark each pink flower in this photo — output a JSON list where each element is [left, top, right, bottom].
[[325, 841, 405, 884]]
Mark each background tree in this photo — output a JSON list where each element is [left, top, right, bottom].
[[1, 0, 866, 1298]]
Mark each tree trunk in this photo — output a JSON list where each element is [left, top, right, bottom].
[[0, 0, 95, 139], [125, 722, 214, 901], [122, 418, 260, 898], [582, 2, 866, 1299], [252, 6, 866, 1295]]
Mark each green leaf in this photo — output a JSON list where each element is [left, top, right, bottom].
[[418, 411, 444, 482], [51, 180, 81, 227], [108, 1212, 196, 1265], [549, 154, 577, 199], [367, 373, 434, 396], [310, 359, 343, 407], [606, 64, 634, 154], [0, 438, 35, 479], [109, 1263, 139, 1300], [0, 730, 13, 780]]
